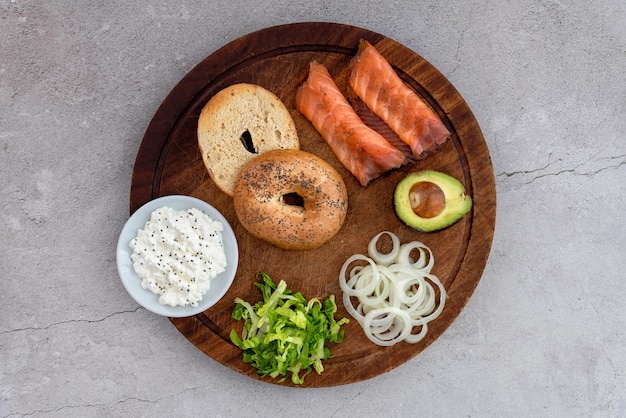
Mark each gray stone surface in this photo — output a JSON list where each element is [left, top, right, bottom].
[[1, 1, 624, 416]]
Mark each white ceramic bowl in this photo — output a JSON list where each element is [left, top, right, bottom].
[[116, 195, 238, 317]]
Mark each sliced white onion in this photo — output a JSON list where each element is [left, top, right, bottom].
[[404, 323, 429, 344], [339, 254, 380, 296], [339, 232, 447, 346], [362, 307, 413, 346], [356, 268, 391, 307], [342, 292, 364, 324], [397, 241, 434, 272], [367, 231, 401, 266]]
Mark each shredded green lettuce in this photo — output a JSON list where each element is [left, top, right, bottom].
[[230, 272, 349, 384]]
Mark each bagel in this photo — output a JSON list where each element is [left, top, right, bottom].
[[233, 149, 348, 250], [197, 83, 300, 196]]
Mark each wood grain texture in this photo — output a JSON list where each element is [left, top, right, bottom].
[[130, 22, 496, 387]]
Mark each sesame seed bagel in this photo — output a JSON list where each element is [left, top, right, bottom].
[[233, 149, 348, 250], [197, 83, 300, 196]]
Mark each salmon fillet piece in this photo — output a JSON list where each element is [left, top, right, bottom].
[[296, 61, 406, 186], [347, 89, 416, 164], [349, 40, 451, 158]]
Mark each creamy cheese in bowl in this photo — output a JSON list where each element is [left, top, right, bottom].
[[116, 195, 238, 317], [130, 206, 227, 307]]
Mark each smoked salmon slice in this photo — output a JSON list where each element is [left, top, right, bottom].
[[348, 40, 451, 158], [296, 61, 407, 186]]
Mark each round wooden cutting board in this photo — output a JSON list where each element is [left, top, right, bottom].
[[130, 22, 496, 387]]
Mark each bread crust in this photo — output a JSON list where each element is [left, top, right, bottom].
[[197, 83, 299, 196], [233, 149, 348, 250]]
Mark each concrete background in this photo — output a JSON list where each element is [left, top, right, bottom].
[[1, 1, 624, 416]]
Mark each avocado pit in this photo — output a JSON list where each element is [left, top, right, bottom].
[[409, 181, 445, 218]]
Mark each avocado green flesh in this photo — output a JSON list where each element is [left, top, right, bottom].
[[394, 170, 472, 232]]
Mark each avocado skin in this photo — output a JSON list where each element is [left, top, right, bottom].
[[394, 170, 472, 232]]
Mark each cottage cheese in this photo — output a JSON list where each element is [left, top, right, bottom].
[[129, 206, 227, 307]]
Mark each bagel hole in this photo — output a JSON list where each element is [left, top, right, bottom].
[[239, 130, 257, 154], [282, 192, 304, 207]]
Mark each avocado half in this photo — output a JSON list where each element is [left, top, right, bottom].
[[394, 170, 472, 232]]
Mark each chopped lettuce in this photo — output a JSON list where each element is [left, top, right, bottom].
[[230, 272, 349, 384]]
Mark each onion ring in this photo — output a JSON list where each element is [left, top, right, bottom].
[[367, 231, 401, 266], [362, 307, 413, 346], [339, 231, 447, 346]]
